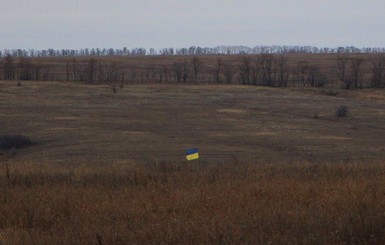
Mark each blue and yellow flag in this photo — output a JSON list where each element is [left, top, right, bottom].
[[186, 148, 199, 161]]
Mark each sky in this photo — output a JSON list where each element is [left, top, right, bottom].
[[1, 0, 385, 50]]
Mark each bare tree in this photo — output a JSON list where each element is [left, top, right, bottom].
[[191, 56, 203, 82], [336, 55, 350, 89], [172, 61, 183, 83], [128, 65, 138, 83], [33, 63, 42, 81], [162, 66, 170, 83], [222, 62, 234, 84], [238, 57, 251, 84], [182, 61, 190, 82], [99, 62, 121, 82], [0, 60, 2, 80], [273, 55, 289, 87], [259, 54, 274, 86], [213, 57, 222, 83], [154, 67, 163, 83], [66, 61, 71, 81], [307, 65, 319, 87], [3, 55, 15, 80], [41, 65, 54, 81], [371, 55, 385, 88], [295, 61, 309, 87], [17, 57, 33, 80], [350, 57, 364, 89], [85, 58, 97, 83], [327, 66, 336, 88], [72, 59, 78, 81], [251, 58, 261, 85], [144, 63, 155, 82]]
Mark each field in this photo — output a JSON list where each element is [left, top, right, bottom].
[[1, 81, 385, 243]]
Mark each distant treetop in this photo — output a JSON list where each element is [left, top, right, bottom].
[[1, 45, 384, 58]]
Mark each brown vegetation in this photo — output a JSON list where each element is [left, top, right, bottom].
[[1, 81, 385, 243], [2, 160, 385, 244]]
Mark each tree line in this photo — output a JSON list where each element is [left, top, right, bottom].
[[1, 45, 385, 58], [1, 54, 385, 89]]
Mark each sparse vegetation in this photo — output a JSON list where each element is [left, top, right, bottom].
[[0, 135, 32, 150], [323, 89, 338, 96], [1, 81, 385, 244], [336, 105, 349, 117]]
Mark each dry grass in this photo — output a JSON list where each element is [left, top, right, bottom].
[[1, 81, 385, 164], [1, 81, 385, 243], [1, 160, 385, 244]]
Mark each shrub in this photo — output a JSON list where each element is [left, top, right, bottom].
[[323, 89, 338, 96], [336, 105, 348, 117], [0, 135, 33, 150]]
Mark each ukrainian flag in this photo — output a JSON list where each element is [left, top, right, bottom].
[[186, 148, 199, 161]]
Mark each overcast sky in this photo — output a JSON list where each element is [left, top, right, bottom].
[[1, 0, 384, 50]]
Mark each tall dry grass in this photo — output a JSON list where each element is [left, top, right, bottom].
[[1, 160, 385, 244]]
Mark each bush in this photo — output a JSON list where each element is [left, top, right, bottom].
[[0, 135, 33, 150], [323, 89, 338, 96], [336, 105, 348, 117]]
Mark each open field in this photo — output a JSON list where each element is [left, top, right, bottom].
[[1, 81, 385, 164], [1, 81, 385, 243]]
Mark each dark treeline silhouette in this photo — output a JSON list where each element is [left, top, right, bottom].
[[1, 52, 385, 89], [1, 45, 385, 58]]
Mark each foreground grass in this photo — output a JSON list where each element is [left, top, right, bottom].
[[1, 160, 385, 244]]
